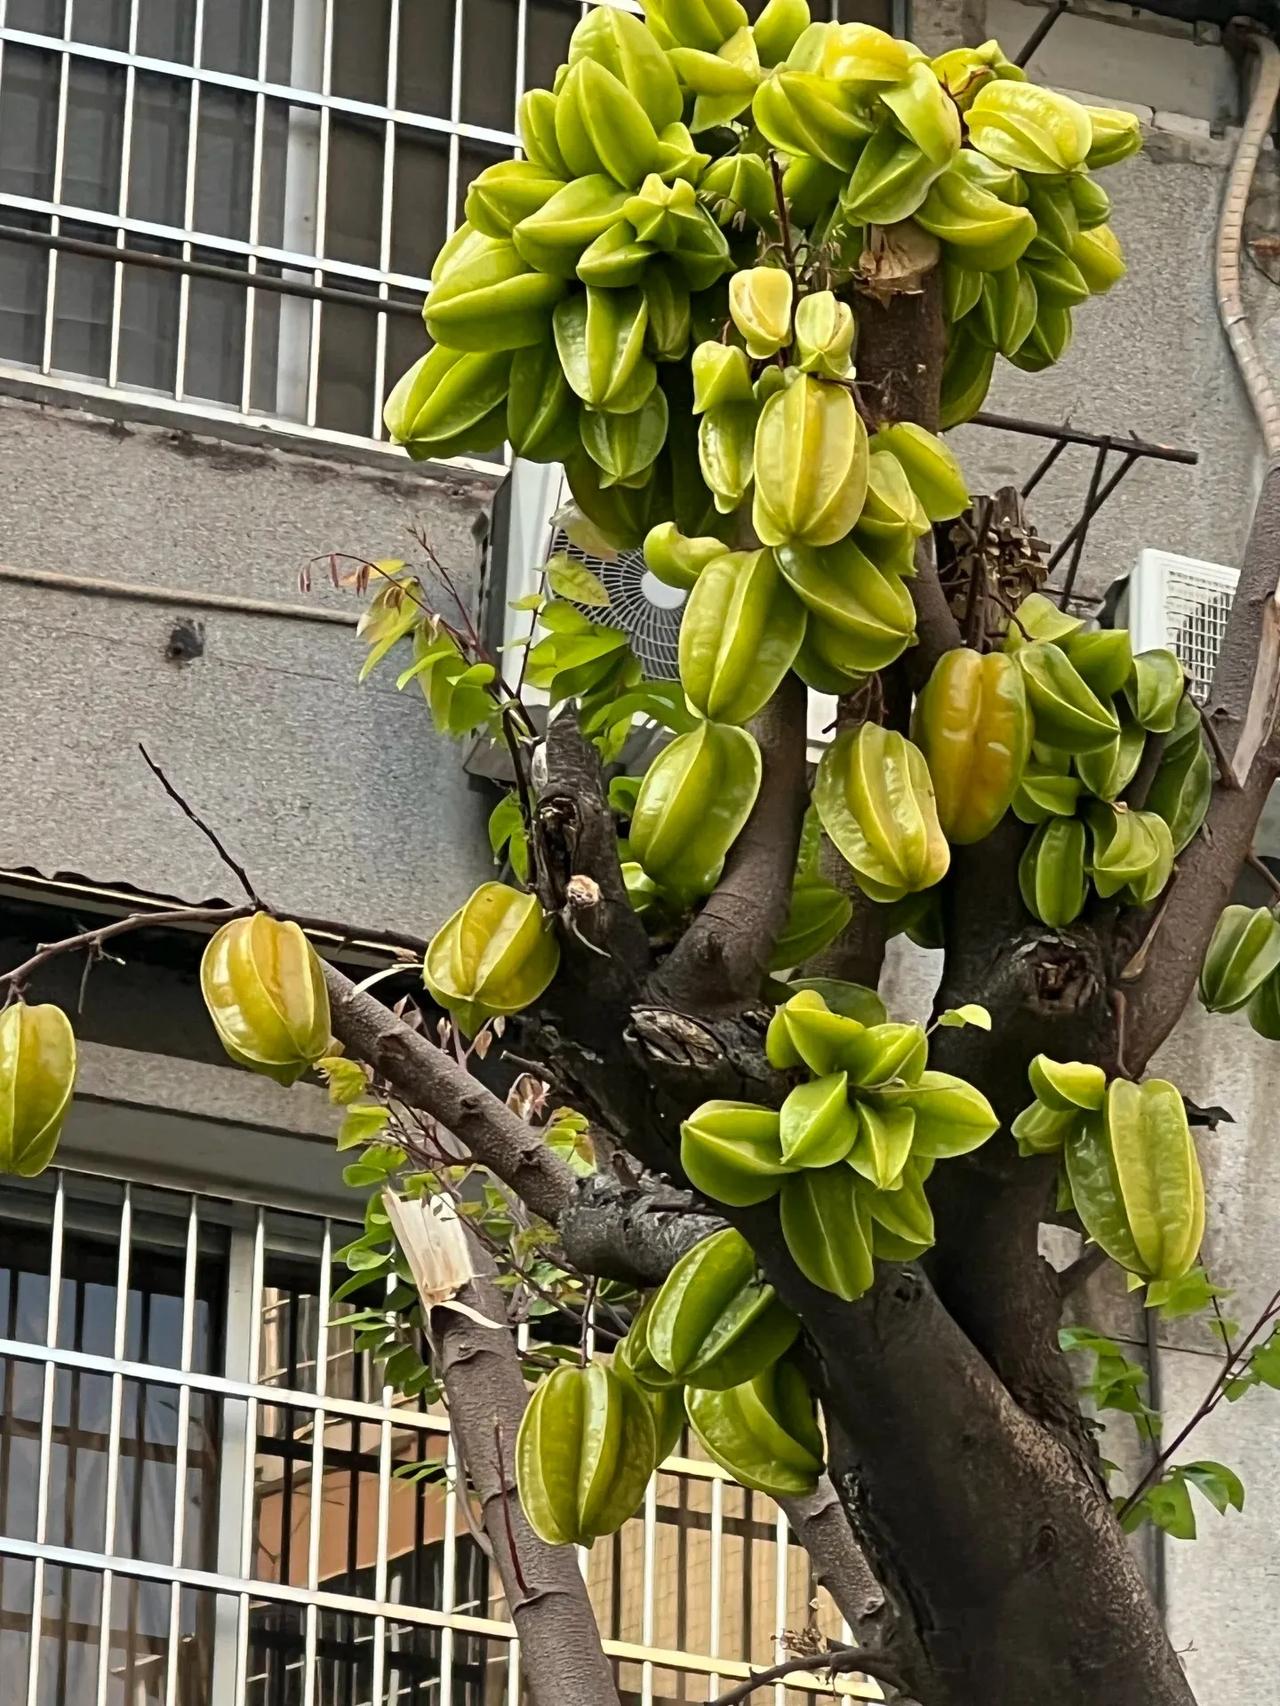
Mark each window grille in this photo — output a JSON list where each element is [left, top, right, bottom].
[[0, 1165, 874, 1703], [0, 0, 896, 455]]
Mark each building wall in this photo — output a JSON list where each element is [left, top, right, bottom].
[[0, 0, 1278, 1699], [0, 391, 500, 936]]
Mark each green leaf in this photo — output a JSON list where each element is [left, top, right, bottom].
[[547, 554, 611, 608], [537, 600, 598, 634], [546, 1112, 596, 1176], [1249, 1332, 1280, 1388], [342, 1143, 406, 1189], [509, 592, 544, 612], [1139, 1476, 1198, 1540], [337, 1104, 390, 1151], [318, 1056, 368, 1106], [344, 1245, 393, 1274], [1058, 1325, 1122, 1359], [937, 1004, 992, 1030], [1181, 1460, 1245, 1515], [383, 1344, 426, 1389], [330, 1270, 385, 1304], [608, 775, 643, 818], [488, 791, 531, 883], [1147, 1267, 1232, 1321]]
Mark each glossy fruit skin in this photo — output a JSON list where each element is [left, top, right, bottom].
[[0, 1003, 76, 1177], [912, 648, 1031, 844], [814, 724, 950, 903], [680, 1100, 791, 1206], [553, 287, 655, 411], [774, 540, 916, 672], [201, 914, 331, 1085], [768, 876, 854, 972], [516, 1362, 658, 1546], [1199, 905, 1280, 1015], [1125, 647, 1185, 734], [966, 82, 1093, 175], [1019, 817, 1088, 927], [629, 721, 762, 902], [424, 228, 566, 352], [729, 266, 794, 357], [1014, 641, 1119, 753], [646, 1228, 799, 1389], [869, 422, 969, 519], [685, 1359, 823, 1496], [678, 548, 806, 724], [779, 1165, 876, 1300], [423, 883, 560, 1037], [752, 375, 869, 548], [1065, 1078, 1204, 1284], [1146, 729, 1212, 854], [1086, 804, 1174, 905], [614, 1301, 685, 1462]]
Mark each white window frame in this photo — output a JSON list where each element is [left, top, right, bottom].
[[0, 0, 524, 459]]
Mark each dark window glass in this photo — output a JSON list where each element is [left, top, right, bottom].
[[0, 46, 60, 200], [62, 60, 126, 215], [460, 0, 518, 130], [397, 0, 457, 118], [332, 0, 392, 104], [200, 0, 263, 76], [69, 0, 130, 49], [137, 0, 198, 62]]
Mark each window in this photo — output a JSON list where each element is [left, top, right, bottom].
[[0, 1164, 864, 1704], [0, 0, 899, 452]]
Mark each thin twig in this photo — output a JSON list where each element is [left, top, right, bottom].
[[0, 904, 253, 995], [1117, 1283, 1280, 1520], [493, 1421, 531, 1598], [1119, 883, 1178, 981], [1248, 851, 1280, 903], [138, 744, 261, 905], [710, 1645, 906, 1705], [1112, 988, 1129, 1078], [1198, 699, 1243, 790], [767, 152, 798, 287]]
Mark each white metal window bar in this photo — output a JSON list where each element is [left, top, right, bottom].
[[0, 0, 898, 460], [0, 1163, 874, 1703]]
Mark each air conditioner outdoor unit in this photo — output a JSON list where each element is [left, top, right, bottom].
[[1124, 547, 1238, 702], [492, 459, 836, 745]]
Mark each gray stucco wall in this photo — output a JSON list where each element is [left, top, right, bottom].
[[0, 393, 501, 933], [2, 0, 1280, 1695]]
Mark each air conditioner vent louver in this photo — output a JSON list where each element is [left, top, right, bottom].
[[1127, 548, 1239, 703], [548, 527, 686, 682]]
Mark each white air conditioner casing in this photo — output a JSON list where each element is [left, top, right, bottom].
[[1126, 548, 1239, 701]]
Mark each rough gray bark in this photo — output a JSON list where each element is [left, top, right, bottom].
[[433, 1266, 623, 1706]]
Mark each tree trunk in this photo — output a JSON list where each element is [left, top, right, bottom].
[[435, 1270, 623, 1706]]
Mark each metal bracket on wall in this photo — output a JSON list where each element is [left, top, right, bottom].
[[968, 411, 1199, 610]]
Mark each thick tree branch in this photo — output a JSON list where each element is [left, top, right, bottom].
[[534, 705, 650, 1009], [652, 673, 809, 1013], [775, 1477, 887, 1635], [324, 960, 581, 1225], [434, 1265, 622, 1706], [905, 533, 963, 691], [323, 965, 894, 1637]]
